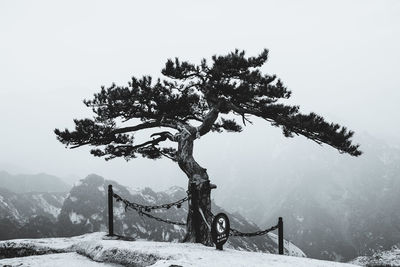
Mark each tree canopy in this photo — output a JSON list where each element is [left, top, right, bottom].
[[55, 49, 361, 161]]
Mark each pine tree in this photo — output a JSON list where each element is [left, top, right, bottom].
[[55, 49, 361, 245]]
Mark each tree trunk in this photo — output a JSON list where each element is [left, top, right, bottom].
[[177, 131, 213, 246]]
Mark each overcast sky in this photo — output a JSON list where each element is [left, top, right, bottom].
[[0, 0, 399, 190]]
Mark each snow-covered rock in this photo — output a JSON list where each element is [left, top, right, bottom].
[[349, 246, 400, 266], [0, 232, 355, 267]]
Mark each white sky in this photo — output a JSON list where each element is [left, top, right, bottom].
[[0, 0, 399, 190]]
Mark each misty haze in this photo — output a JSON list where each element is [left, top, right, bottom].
[[1, 1, 400, 266]]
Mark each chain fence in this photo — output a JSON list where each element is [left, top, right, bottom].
[[112, 189, 279, 236], [108, 185, 283, 254], [229, 225, 279, 237], [112, 192, 189, 226]]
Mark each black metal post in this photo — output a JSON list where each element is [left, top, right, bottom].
[[278, 217, 283, 255], [108, 184, 114, 236]]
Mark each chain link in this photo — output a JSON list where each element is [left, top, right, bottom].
[[112, 192, 189, 226], [113, 192, 190, 212], [229, 224, 279, 237], [130, 205, 186, 226]]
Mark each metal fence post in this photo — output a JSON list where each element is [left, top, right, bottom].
[[108, 184, 114, 236], [278, 217, 283, 255]]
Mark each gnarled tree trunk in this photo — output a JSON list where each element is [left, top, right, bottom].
[[177, 131, 213, 246]]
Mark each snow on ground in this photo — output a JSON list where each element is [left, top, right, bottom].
[[0, 232, 358, 267], [0, 233, 102, 255], [0, 252, 122, 267]]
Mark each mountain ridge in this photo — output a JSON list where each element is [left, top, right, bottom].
[[0, 171, 71, 193]]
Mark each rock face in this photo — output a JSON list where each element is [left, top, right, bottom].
[[0, 187, 65, 240], [0, 171, 70, 240], [0, 173, 305, 256]]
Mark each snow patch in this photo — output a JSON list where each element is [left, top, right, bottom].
[[350, 247, 400, 266], [73, 180, 83, 187], [126, 186, 141, 195], [69, 212, 85, 224], [32, 194, 61, 218], [114, 205, 125, 218], [173, 225, 185, 231], [90, 213, 102, 220], [137, 224, 147, 233], [142, 194, 156, 204], [164, 186, 184, 195]]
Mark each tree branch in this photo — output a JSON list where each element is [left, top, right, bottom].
[[226, 101, 361, 156], [112, 135, 169, 152], [155, 147, 177, 161], [197, 106, 220, 137], [113, 120, 179, 134], [70, 142, 90, 149], [182, 115, 204, 123], [150, 131, 176, 142]]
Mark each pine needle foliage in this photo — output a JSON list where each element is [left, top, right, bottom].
[[55, 49, 361, 161]]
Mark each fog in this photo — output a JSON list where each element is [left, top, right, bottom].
[[0, 0, 399, 191]]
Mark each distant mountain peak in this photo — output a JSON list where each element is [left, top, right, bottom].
[[83, 174, 105, 184], [164, 186, 185, 195], [0, 171, 71, 193]]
